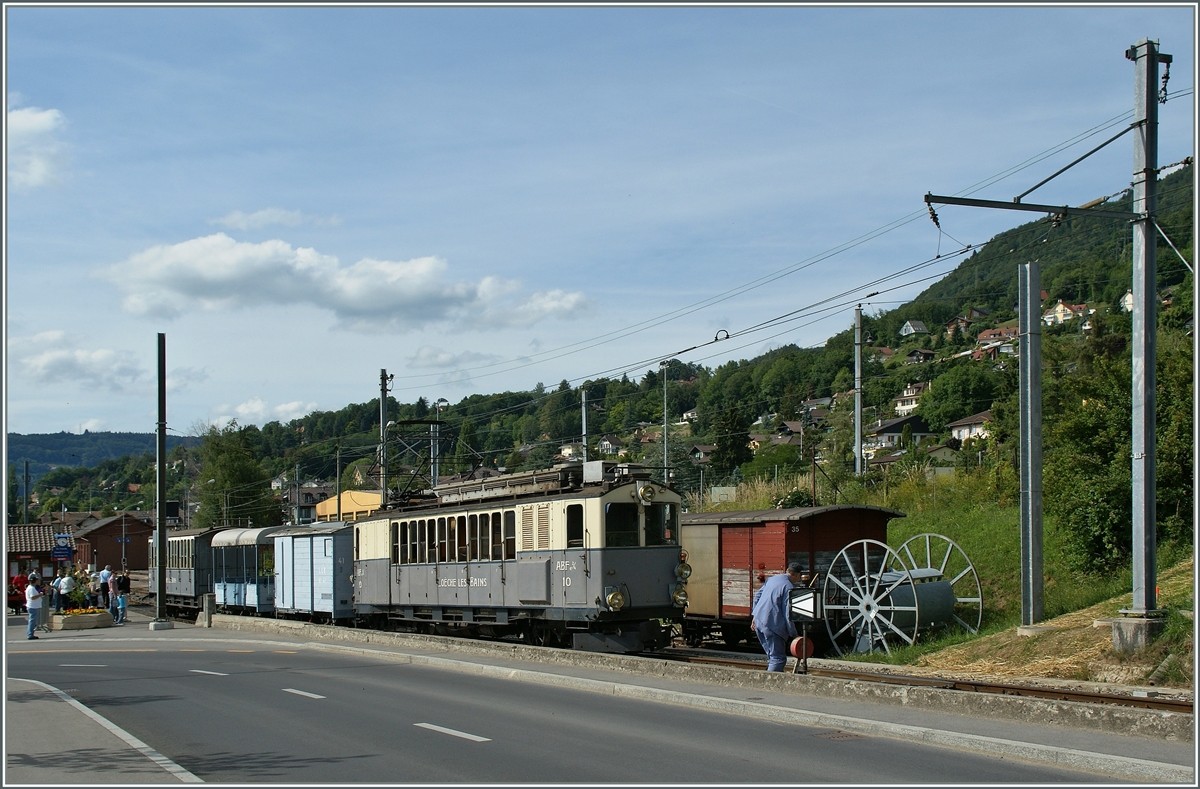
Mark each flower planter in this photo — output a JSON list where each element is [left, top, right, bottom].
[[51, 612, 114, 631]]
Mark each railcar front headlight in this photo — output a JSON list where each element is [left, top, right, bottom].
[[671, 586, 689, 607], [605, 589, 627, 611], [675, 562, 692, 581]]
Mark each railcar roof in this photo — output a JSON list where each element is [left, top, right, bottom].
[[211, 526, 291, 547], [679, 505, 905, 524], [161, 527, 227, 538], [274, 523, 352, 537]]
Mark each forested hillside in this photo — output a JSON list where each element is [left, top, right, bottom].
[[9, 166, 1193, 572]]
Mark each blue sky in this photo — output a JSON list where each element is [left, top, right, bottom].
[[5, 5, 1195, 435]]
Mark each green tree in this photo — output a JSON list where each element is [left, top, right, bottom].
[[710, 405, 752, 475], [196, 421, 282, 529], [919, 363, 1001, 432], [7, 464, 19, 523]]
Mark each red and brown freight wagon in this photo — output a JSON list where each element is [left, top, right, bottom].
[[678, 505, 904, 647]]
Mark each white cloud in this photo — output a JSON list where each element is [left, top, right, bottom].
[[79, 419, 107, 432], [209, 208, 340, 230], [408, 346, 501, 370], [273, 400, 318, 421], [209, 398, 318, 427], [8, 331, 144, 392], [101, 232, 586, 333], [7, 94, 66, 189]]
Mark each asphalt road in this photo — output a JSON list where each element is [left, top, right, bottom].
[[8, 638, 1116, 784]]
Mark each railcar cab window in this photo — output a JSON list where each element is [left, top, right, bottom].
[[645, 503, 678, 546], [605, 503, 639, 547], [566, 504, 584, 548]]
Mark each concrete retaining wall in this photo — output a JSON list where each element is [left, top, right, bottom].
[[210, 615, 1192, 743]]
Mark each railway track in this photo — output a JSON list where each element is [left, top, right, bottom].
[[655, 648, 1194, 715]]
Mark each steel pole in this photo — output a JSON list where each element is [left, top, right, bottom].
[[1019, 261, 1044, 625], [380, 369, 388, 504], [154, 333, 168, 623], [661, 362, 669, 478], [854, 305, 863, 475], [1127, 39, 1165, 615]]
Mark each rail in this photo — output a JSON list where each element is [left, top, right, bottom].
[[654, 650, 1194, 715]]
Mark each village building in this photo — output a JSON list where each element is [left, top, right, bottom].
[[946, 410, 993, 443], [893, 381, 928, 417], [315, 490, 383, 522]]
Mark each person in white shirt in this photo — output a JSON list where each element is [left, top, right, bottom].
[[25, 573, 44, 640]]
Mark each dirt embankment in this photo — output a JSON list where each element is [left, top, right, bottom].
[[903, 558, 1194, 698]]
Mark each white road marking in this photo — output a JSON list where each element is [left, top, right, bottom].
[[9, 677, 203, 782], [282, 688, 325, 699], [413, 723, 490, 742], [189, 670, 228, 676], [60, 664, 107, 667]]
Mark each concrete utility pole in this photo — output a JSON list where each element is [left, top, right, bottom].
[[1125, 38, 1168, 618], [1018, 261, 1044, 625], [150, 333, 172, 630], [854, 305, 863, 476], [924, 40, 1170, 637], [582, 389, 588, 462], [336, 443, 342, 521], [432, 398, 449, 488]]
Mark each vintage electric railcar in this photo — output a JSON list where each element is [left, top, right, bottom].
[[678, 505, 904, 649], [352, 461, 689, 652]]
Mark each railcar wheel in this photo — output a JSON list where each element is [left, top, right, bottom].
[[822, 539, 919, 656], [898, 533, 983, 634]]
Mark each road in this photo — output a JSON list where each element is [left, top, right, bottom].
[[7, 628, 1119, 783]]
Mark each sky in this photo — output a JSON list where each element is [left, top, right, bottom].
[[5, 4, 1195, 437]]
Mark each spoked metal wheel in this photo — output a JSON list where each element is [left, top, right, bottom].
[[822, 539, 919, 656], [898, 533, 983, 634]]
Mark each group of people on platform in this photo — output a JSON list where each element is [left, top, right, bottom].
[[11, 565, 132, 640]]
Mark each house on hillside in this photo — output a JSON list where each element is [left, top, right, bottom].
[[681, 409, 698, 422], [976, 326, 1019, 344], [597, 435, 623, 456], [868, 346, 895, 363], [865, 415, 936, 453], [899, 320, 929, 337], [944, 307, 990, 338], [689, 445, 716, 464], [1120, 289, 1135, 313], [946, 410, 993, 443], [1043, 299, 1092, 326], [904, 349, 936, 365], [893, 382, 928, 417]]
